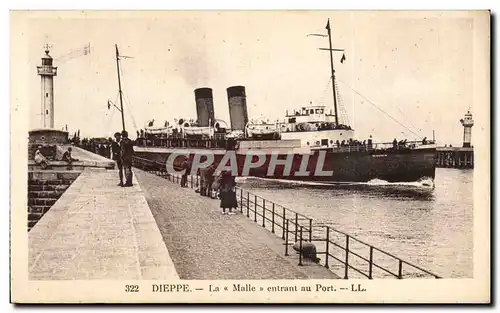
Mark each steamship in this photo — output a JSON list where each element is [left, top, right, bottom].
[[132, 21, 436, 184]]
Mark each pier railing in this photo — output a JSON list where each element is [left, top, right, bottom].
[[132, 156, 442, 279]]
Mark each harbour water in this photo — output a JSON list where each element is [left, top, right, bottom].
[[236, 168, 473, 278]]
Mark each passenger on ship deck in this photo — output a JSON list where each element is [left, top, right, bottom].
[[392, 138, 398, 149], [112, 132, 124, 186], [120, 130, 134, 187]]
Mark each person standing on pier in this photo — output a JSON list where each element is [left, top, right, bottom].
[[205, 163, 216, 198], [219, 170, 237, 215], [111, 132, 124, 186], [120, 130, 134, 187], [180, 156, 192, 188]]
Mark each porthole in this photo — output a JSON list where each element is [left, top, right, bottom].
[[306, 141, 310, 145], [40, 136, 45, 141]]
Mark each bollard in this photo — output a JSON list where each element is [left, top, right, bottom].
[[325, 226, 330, 269], [298, 226, 303, 266]]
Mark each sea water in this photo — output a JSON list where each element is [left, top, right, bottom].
[[236, 168, 473, 278]]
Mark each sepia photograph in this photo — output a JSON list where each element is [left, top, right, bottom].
[[9, 8, 491, 303]]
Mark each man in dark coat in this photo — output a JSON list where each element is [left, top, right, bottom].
[[120, 130, 134, 187], [180, 157, 191, 188], [111, 132, 123, 186]]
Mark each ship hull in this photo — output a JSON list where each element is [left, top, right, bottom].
[[133, 146, 436, 183]]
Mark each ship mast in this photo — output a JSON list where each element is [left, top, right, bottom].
[[115, 44, 126, 132], [326, 19, 339, 126]]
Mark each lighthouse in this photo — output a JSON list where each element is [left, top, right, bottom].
[[36, 45, 58, 129], [460, 110, 474, 148]]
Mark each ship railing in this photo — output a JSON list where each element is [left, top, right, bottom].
[[321, 140, 435, 154], [131, 156, 441, 279]]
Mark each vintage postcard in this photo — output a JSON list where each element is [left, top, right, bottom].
[[10, 10, 490, 303]]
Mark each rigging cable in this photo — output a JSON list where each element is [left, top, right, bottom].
[[337, 78, 421, 138], [334, 78, 351, 126]]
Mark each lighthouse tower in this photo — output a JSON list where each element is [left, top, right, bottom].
[[36, 45, 58, 128], [460, 110, 474, 148]]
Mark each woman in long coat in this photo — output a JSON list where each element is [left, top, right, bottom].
[[219, 170, 238, 215]]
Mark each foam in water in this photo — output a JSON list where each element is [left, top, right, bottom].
[[240, 176, 435, 190]]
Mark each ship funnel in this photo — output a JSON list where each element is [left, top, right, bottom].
[[194, 88, 215, 127], [227, 86, 249, 131]]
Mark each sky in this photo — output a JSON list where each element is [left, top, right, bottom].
[[20, 10, 487, 146]]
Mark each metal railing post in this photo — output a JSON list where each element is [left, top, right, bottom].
[[282, 208, 286, 239], [294, 213, 298, 242], [254, 195, 257, 222], [325, 226, 330, 269], [240, 188, 243, 213], [271, 203, 275, 234], [398, 260, 403, 279], [369, 247, 374, 279], [262, 199, 266, 228], [284, 220, 289, 256], [309, 218, 313, 242], [344, 235, 350, 279], [298, 226, 303, 266], [246, 192, 250, 217]]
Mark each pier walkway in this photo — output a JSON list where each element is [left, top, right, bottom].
[[29, 165, 337, 280], [29, 168, 179, 280], [134, 169, 338, 280]]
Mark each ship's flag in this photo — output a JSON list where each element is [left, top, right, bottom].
[[326, 19, 330, 31], [107, 100, 111, 110], [340, 53, 346, 64]]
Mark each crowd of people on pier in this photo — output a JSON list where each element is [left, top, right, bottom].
[[179, 158, 238, 215]]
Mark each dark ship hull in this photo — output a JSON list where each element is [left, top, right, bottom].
[[133, 144, 436, 183]]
